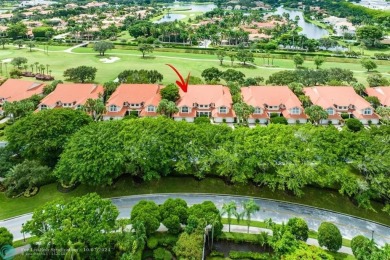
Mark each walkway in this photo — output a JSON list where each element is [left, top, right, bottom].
[[1, 194, 389, 247]]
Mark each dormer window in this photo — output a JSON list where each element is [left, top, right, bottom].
[[147, 105, 155, 112], [291, 107, 300, 115], [40, 104, 47, 110], [254, 107, 262, 114], [363, 108, 372, 115], [219, 106, 227, 114], [181, 106, 189, 113], [280, 104, 286, 109], [109, 105, 117, 112], [326, 108, 334, 115]]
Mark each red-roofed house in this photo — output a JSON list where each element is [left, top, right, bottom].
[[103, 84, 162, 120], [38, 83, 103, 110], [304, 86, 380, 125], [365, 87, 390, 107], [0, 79, 45, 114], [174, 85, 235, 123], [241, 86, 307, 124]]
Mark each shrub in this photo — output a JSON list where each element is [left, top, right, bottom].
[[346, 118, 364, 132], [341, 113, 350, 119], [147, 237, 158, 249], [229, 251, 269, 260], [318, 222, 342, 252], [351, 235, 369, 257], [194, 116, 211, 124], [287, 218, 309, 241], [153, 248, 172, 260], [270, 116, 288, 125]]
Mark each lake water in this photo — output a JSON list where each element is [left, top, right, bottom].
[[165, 2, 216, 12], [154, 13, 186, 23], [272, 6, 329, 39]]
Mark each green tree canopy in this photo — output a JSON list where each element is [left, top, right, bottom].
[[160, 198, 188, 234], [293, 54, 304, 68], [23, 193, 118, 259], [93, 41, 114, 56], [360, 58, 377, 72], [286, 217, 309, 241], [318, 222, 342, 252], [131, 200, 161, 235], [6, 22, 27, 39], [160, 83, 180, 102], [6, 109, 92, 167], [201, 67, 222, 83], [305, 105, 328, 125], [356, 26, 383, 47], [63, 66, 97, 83]]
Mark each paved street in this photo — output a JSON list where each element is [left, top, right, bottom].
[[1, 193, 389, 247]]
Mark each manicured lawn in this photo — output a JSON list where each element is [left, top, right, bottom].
[[0, 44, 388, 86], [1, 176, 389, 225]]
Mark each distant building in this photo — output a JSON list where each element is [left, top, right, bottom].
[[366, 87, 390, 107]]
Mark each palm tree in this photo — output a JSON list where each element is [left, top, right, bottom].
[[340, 25, 348, 39], [83, 98, 106, 121], [39, 64, 45, 75], [241, 199, 260, 233], [30, 64, 34, 73], [34, 62, 39, 73], [221, 201, 240, 232]]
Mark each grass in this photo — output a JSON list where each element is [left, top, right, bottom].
[[1, 176, 389, 225], [1, 44, 388, 86], [12, 236, 39, 248]]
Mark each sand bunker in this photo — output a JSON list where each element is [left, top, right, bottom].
[[1, 58, 13, 63], [99, 57, 120, 63]]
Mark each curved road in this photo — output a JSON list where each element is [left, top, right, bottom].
[[1, 193, 389, 247]]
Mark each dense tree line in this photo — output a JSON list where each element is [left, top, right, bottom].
[[50, 117, 390, 214]]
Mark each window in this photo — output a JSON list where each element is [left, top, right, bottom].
[[181, 106, 189, 113], [109, 105, 117, 112], [254, 107, 262, 114], [40, 104, 47, 110], [147, 105, 155, 112], [326, 108, 334, 115], [291, 107, 300, 115], [363, 108, 372, 115], [219, 106, 227, 114]]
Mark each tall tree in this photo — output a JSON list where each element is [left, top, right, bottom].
[[233, 102, 255, 125], [216, 49, 226, 66], [157, 99, 178, 118], [6, 109, 92, 167], [241, 199, 260, 233], [138, 44, 154, 58], [221, 201, 240, 232], [23, 193, 119, 259], [160, 83, 180, 102], [236, 48, 254, 65], [313, 56, 325, 69], [93, 41, 114, 56], [305, 105, 328, 125], [83, 98, 106, 121], [63, 66, 97, 83]]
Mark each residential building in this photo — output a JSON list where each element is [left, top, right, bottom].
[[241, 86, 307, 124], [38, 83, 103, 110], [103, 84, 162, 120], [304, 86, 380, 125], [0, 79, 45, 114], [365, 87, 390, 107], [174, 85, 235, 123]]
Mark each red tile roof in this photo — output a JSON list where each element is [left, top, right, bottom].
[[106, 84, 162, 107], [304, 86, 371, 109], [0, 79, 45, 103], [366, 87, 390, 107], [177, 85, 233, 108], [39, 83, 103, 108]]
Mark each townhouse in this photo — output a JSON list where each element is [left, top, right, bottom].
[[103, 84, 162, 120], [38, 83, 103, 110], [241, 86, 307, 124], [304, 86, 380, 125], [0, 79, 46, 114], [365, 87, 390, 107], [173, 85, 235, 123]]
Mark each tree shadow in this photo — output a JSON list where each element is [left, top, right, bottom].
[[140, 56, 156, 60]]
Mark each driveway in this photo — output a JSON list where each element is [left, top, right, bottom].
[[1, 193, 389, 246]]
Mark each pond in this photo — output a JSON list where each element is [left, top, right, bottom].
[[154, 13, 187, 23], [272, 6, 329, 39], [164, 2, 216, 12]]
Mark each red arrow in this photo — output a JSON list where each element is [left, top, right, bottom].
[[166, 64, 190, 93]]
